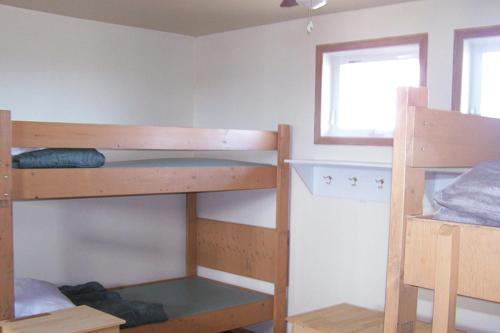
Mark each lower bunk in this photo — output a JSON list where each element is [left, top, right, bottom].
[[114, 277, 273, 333], [11, 276, 273, 333], [48, 276, 274, 333]]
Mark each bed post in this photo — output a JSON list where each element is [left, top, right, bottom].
[[384, 88, 427, 333], [274, 124, 290, 333], [0, 110, 14, 320], [432, 225, 460, 333], [186, 193, 197, 277]]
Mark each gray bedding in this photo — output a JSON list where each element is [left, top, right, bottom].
[[433, 161, 500, 227], [13, 148, 105, 169]]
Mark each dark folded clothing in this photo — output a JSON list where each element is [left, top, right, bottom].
[[70, 291, 122, 306], [13, 148, 105, 168], [59, 281, 106, 296], [86, 299, 168, 328], [60, 282, 168, 328]]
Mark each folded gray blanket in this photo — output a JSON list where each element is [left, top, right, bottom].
[[60, 282, 168, 328], [13, 148, 105, 169], [433, 161, 500, 227]]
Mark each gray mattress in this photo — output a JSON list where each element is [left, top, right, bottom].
[[116, 277, 272, 319], [104, 158, 270, 168]]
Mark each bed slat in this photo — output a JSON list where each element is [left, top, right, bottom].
[[196, 218, 277, 283], [409, 107, 500, 167], [12, 121, 278, 151], [404, 217, 500, 302]]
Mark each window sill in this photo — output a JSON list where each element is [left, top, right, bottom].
[[314, 135, 393, 146]]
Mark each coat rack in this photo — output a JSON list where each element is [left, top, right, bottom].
[[286, 159, 466, 202]]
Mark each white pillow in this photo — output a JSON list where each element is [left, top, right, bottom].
[[15, 277, 75, 318]]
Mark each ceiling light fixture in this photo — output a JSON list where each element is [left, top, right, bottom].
[[280, 0, 327, 34], [280, 0, 327, 10]]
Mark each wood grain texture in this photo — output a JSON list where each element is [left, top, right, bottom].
[[287, 303, 463, 333], [451, 24, 500, 111], [408, 107, 500, 167], [186, 193, 197, 277], [196, 218, 277, 282], [13, 166, 277, 200], [404, 217, 500, 303], [384, 87, 428, 333], [12, 121, 278, 151], [273, 124, 291, 333], [0, 305, 124, 333], [0, 110, 13, 321], [122, 299, 273, 333], [431, 225, 460, 333], [314, 34, 428, 146]]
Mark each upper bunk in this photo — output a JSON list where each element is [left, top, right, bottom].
[[391, 87, 500, 313], [0, 111, 288, 200]]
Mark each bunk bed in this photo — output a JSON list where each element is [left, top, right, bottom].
[[384, 87, 500, 333], [0, 111, 291, 333]]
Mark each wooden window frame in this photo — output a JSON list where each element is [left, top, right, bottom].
[[452, 24, 500, 111], [314, 33, 428, 146]]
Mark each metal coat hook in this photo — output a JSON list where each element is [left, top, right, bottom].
[[323, 175, 333, 185], [348, 177, 358, 187], [375, 178, 385, 189]]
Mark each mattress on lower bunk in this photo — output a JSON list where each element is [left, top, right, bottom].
[[104, 158, 271, 168], [432, 160, 500, 227], [115, 277, 273, 320]]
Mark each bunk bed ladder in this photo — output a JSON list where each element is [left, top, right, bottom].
[[0, 110, 14, 321]]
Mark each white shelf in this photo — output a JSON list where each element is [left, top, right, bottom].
[[286, 159, 466, 202], [285, 159, 391, 169], [286, 159, 392, 202]]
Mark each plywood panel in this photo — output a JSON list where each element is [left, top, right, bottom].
[[13, 166, 277, 199], [404, 217, 500, 303], [197, 218, 277, 282], [287, 303, 464, 333], [409, 107, 500, 167], [12, 121, 278, 151], [0, 305, 124, 333], [0, 110, 13, 321]]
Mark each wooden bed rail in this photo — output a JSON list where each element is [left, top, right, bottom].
[[407, 106, 500, 168], [404, 217, 500, 304], [196, 218, 278, 282], [12, 120, 278, 151]]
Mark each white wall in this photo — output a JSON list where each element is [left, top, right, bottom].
[[0, 4, 195, 287], [194, 1, 500, 332]]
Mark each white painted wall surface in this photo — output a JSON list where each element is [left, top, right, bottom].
[[0, 4, 195, 287], [194, 1, 500, 332]]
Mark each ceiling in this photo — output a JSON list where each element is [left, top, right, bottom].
[[0, 0, 416, 36]]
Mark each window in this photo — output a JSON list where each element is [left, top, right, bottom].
[[452, 25, 500, 118], [315, 34, 428, 145]]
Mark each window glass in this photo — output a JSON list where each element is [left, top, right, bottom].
[[315, 35, 427, 145], [453, 26, 500, 118]]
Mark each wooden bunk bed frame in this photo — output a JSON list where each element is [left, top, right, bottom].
[[0, 111, 291, 333], [384, 87, 500, 333]]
